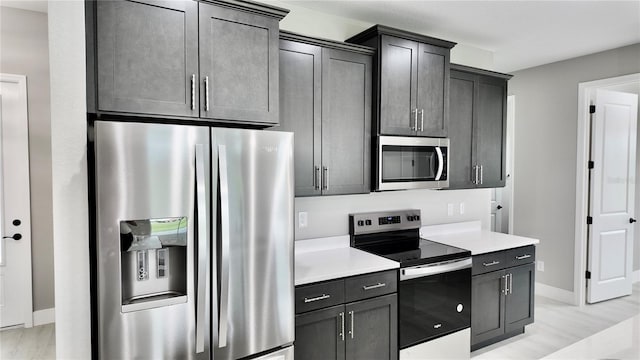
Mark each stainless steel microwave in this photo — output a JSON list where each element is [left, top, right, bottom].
[[375, 136, 449, 191]]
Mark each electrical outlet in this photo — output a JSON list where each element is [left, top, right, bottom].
[[298, 212, 308, 228], [447, 203, 454, 216], [459, 202, 465, 215], [537, 260, 544, 272]]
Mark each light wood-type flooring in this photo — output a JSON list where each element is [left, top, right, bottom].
[[1, 283, 638, 359]]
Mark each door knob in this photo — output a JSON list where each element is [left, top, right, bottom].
[[3, 233, 22, 240], [12, 219, 21, 226], [497, 205, 503, 210], [631, 218, 637, 224]]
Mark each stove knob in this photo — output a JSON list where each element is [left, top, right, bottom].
[[357, 220, 364, 227], [365, 219, 372, 226], [407, 215, 414, 221], [415, 215, 421, 221]]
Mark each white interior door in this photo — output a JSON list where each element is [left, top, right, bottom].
[[0, 74, 33, 328], [490, 188, 502, 232], [587, 89, 637, 303]]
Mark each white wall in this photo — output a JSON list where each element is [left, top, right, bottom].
[[0, 6, 54, 312], [509, 43, 640, 292], [49, 0, 91, 358]]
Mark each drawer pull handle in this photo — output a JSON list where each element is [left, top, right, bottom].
[[363, 282, 386, 291], [515, 254, 532, 260], [304, 294, 330, 303], [433, 323, 442, 329], [483, 261, 500, 267]]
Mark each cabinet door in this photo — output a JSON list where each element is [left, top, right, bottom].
[[96, 0, 199, 117], [448, 70, 476, 189], [379, 35, 418, 136], [416, 43, 449, 137], [321, 48, 372, 195], [199, 3, 279, 124], [505, 263, 535, 333], [295, 305, 346, 360], [475, 75, 507, 187], [277, 40, 322, 196], [345, 294, 398, 360], [471, 270, 506, 346]]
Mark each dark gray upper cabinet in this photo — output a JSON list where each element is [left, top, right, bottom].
[[89, 0, 287, 125], [95, 0, 199, 117], [275, 32, 372, 196], [199, 2, 280, 124], [448, 65, 512, 189], [346, 25, 455, 138]]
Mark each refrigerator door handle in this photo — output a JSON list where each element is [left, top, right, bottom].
[[195, 144, 208, 353], [218, 145, 231, 348]]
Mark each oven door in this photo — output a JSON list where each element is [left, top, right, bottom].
[[377, 136, 449, 191], [398, 258, 471, 349]]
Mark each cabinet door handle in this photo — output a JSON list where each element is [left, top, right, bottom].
[[322, 167, 329, 191], [482, 260, 500, 267], [411, 108, 418, 131], [339, 312, 345, 341], [509, 273, 513, 295], [190, 74, 196, 110], [204, 76, 210, 112], [304, 294, 330, 303], [515, 254, 531, 260], [314, 166, 320, 190], [349, 310, 354, 339], [474, 165, 479, 185], [502, 275, 508, 295], [480, 165, 484, 185], [420, 108, 424, 132], [362, 282, 386, 291]]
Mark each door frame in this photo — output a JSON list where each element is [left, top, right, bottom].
[[0, 73, 33, 327], [574, 73, 640, 306]]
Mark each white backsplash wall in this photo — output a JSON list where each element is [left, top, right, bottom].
[[294, 188, 491, 240]]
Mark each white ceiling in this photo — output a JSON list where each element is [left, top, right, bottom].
[[280, 0, 640, 72]]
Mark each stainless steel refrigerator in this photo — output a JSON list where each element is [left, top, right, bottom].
[[93, 121, 294, 359]]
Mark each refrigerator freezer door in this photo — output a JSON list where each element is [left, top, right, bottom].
[[94, 121, 211, 360], [211, 128, 294, 359]]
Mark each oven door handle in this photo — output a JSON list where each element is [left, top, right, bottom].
[[400, 258, 472, 281]]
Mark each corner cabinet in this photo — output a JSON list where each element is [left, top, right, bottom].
[[294, 270, 398, 360], [88, 0, 287, 126], [471, 246, 535, 350], [448, 65, 512, 188], [346, 25, 456, 138], [275, 32, 372, 196]]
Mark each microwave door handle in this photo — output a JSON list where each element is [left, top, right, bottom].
[[218, 145, 230, 348], [195, 145, 208, 353], [435, 146, 444, 181]]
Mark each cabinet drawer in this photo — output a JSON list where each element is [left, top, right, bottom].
[[345, 270, 397, 303], [506, 246, 536, 267], [472, 251, 507, 275], [295, 279, 345, 314]]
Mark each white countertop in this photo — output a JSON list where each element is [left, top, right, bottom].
[[421, 221, 539, 255], [294, 235, 400, 286]]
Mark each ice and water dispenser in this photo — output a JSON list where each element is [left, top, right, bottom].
[[120, 217, 188, 312]]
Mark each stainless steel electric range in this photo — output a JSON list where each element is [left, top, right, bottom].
[[350, 209, 472, 358]]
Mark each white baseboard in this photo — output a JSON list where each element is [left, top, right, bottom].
[[33, 308, 55, 326], [633, 270, 640, 283], [535, 282, 575, 304]]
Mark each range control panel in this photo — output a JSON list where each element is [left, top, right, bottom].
[[349, 209, 421, 235]]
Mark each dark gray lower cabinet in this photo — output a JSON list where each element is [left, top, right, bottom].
[[295, 270, 398, 360], [448, 65, 512, 189], [295, 305, 345, 360], [471, 247, 535, 350], [276, 32, 372, 196]]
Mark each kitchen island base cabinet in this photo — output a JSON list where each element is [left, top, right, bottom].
[[471, 246, 535, 351]]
